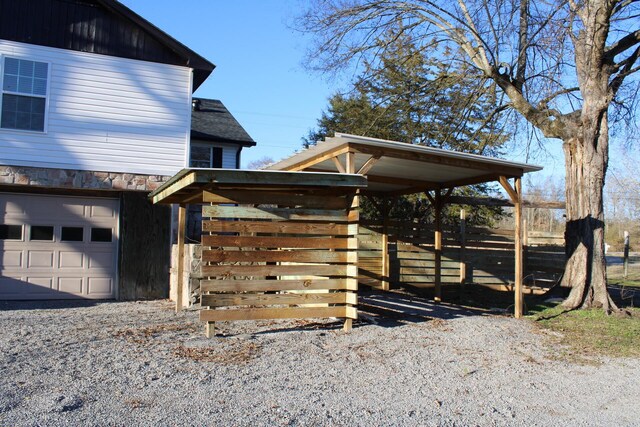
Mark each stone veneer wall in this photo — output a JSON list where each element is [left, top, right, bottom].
[[0, 165, 170, 191]]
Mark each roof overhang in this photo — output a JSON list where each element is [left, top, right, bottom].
[[149, 168, 368, 204], [267, 133, 542, 195]]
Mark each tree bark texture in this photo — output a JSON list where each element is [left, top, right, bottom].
[[560, 1, 618, 311]]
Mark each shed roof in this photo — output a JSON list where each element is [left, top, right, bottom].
[[150, 168, 367, 204], [267, 133, 542, 195], [191, 98, 256, 147]]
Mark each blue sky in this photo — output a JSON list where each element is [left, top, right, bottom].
[[119, 0, 638, 188], [121, 0, 338, 168]]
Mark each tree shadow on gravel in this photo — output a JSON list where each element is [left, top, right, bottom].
[[0, 299, 115, 311]]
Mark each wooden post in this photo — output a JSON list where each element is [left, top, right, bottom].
[[523, 219, 529, 287], [176, 203, 186, 313], [381, 214, 390, 291], [459, 209, 466, 289], [344, 150, 357, 332], [499, 176, 524, 318], [624, 230, 630, 279], [434, 190, 443, 303], [205, 321, 215, 338], [514, 178, 524, 318]]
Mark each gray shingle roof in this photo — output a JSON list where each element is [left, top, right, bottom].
[[191, 98, 256, 147]]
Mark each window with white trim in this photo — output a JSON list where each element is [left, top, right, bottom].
[[1, 57, 49, 132], [190, 145, 223, 168]]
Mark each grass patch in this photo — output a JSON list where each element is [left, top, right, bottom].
[[529, 305, 640, 359]]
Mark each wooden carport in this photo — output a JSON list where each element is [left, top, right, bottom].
[[267, 133, 543, 318], [151, 169, 367, 336]]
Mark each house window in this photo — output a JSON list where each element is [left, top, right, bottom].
[[1, 57, 49, 132], [190, 146, 223, 168]]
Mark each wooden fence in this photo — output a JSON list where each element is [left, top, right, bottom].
[[199, 189, 359, 335], [358, 218, 565, 293]]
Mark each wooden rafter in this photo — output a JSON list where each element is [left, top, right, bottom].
[[357, 155, 381, 175], [332, 156, 346, 173]]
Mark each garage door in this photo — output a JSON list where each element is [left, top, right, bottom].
[[0, 193, 118, 300]]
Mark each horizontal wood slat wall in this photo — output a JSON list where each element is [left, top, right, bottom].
[[200, 189, 359, 327], [358, 219, 565, 292]]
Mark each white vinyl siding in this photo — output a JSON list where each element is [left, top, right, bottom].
[[0, 40, 192, 176]]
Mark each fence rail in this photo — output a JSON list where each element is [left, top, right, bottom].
[[358, 217, 565, 293]]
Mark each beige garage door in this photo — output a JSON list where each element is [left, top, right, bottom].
[[0, 193, 118, 300]]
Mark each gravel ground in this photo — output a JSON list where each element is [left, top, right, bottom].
[[1, 293, 638, 427]]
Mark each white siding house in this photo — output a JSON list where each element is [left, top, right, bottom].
[[0, 0, 216, 300], [0, 39, 192, 176]]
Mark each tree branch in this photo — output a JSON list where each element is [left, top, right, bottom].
[[605, 29, 640, 61]]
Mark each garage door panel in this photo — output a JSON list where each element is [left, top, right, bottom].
[[59, 251, 84, 268], [1, 250, 23, 268], [88, 277, 112, 295], [59, 277, 83, 294], [1, 199, 26, 216], [26, 277, 54, 292], [0, 276, 27, 295], [1, 193, 118, 300], [90, 205, 116, 218], [88, 252, 114, 270], [28, 251, 55, 268]]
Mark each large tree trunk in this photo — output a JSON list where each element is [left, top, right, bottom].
[[560, 109, 617, 312]]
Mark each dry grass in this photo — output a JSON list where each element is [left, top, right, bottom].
[[112, 323, 199, 344]]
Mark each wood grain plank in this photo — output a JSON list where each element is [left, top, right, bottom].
[[202, 220, 351, 236], [201, 264, 359, 278], [201, 235, 357, 249], [202, 250, 357, 263], [201, 292, 357, 307], [202, 205, 348, 221], [200, 306, 358, 322], [202, 190, 349, 209], [200, 278, 358, 292]]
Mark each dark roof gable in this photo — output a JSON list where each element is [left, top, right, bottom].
[[0, 0, 214, 90], [191, 98, 256, 147]]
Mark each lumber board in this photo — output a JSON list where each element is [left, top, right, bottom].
[[202, 220, 352, 236], [202, 205, 350, 222], [201, 235, 357, 249], [200, 306, 358, 322], [201, 291, 357, 307], [202, 249, 356, 263], [201, 264, 358, 278], [200, 278, 358, 292], [202, 190, 350, 209]]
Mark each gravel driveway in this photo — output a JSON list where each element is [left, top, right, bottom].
[[1, 293, 638, 427]]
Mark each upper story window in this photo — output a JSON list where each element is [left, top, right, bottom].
[[1, 57, 49, 132], [190, 145, 223, 168]]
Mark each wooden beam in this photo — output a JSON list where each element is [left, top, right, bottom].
[[332, 156, 346, 174], [381, 210, 390, 291], [283, 144, 351, 171], [434, 190, 443, 303], [151, 172, 196, 204], [357, 155, 381, 175], [514, 177, 524, 318], [447, 195, 566, 209], [499, 176, 519, 204], [459, 209, 467, 288], [176, 203, 186, 313], [345, 151, 356, 174]]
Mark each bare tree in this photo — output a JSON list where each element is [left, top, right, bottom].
[[298, 0, 639, 311]]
